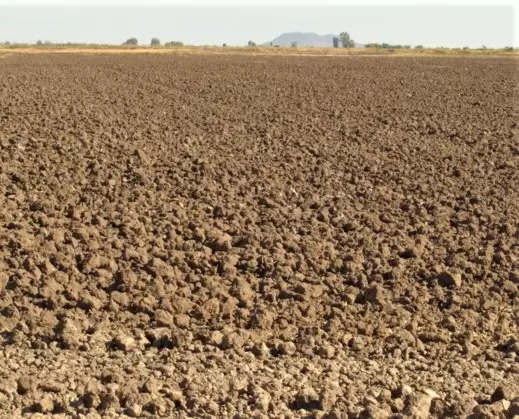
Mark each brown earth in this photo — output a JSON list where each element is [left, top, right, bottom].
[[0, 53, 518, 418]]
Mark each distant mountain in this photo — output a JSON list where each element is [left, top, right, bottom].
[[265, 32, 364, 48]]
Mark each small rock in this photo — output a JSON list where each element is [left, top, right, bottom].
[[251, 342, 270, 358], [377, 388, 392, 403], [345, 292, 359, 304], [221, 331, 244, 350], [79, 294, 102, 310], [208, 330, 224, 346], [207, 230, 232, 251], [317, 344, 336, 359], [256, 310, 275, 329], [114, 334, 136, 352], [363, 284, 386, 304], [423, 389, 440, 399], [34, 394, 54, 413], [199, 298, 220, 320], [155, 309, 174, 327], [491, 385, 514, 403], [234, 278, 255, 308], [126, 403, 143, 417], [17, 376, 35, 394], [141, 379, 159, 395], [41, 259, 57, 275], [392, 398, 405, 412], [277, 341, 297, 356], [174, 314, 190, 328], [404, 388, 440, 419], [350, 336, 366, 351], [111, 291, 130, 306]]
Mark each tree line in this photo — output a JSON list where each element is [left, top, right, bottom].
[[123, 38, 183, 47], [0, 36, 515, 51]]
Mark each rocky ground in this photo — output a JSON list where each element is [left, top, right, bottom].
[[0, 53, 518, 418]]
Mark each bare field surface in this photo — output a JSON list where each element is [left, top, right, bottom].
[[0, 54, 519, 418]]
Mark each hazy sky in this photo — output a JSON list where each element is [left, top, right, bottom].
[[0, 3, 516, 48]]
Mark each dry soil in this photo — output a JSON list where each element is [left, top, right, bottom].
[[0, 54, 519, 418]]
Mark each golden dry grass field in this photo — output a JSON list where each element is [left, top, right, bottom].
[[0, 45, 517, 57]]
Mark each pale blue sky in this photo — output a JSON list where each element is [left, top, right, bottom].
[[0, 3, 515, 47]]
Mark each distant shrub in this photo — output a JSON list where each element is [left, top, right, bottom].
[[247, 40, 257, 47], [365, 42, 408, 49], [165, 41, 183, 47], [291, 41, 298, 48], [504, 46, 514, 52], [124, 38, 138, 46], [414, 45, 424, 49], [151, 38, 161, 46], [222, 43, 227, 47], [332, 36, 340, 48]]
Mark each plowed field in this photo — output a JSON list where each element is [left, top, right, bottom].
[[1, 54, 518, 418]]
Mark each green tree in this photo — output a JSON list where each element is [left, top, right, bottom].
[[332, 36, 340, 48], [248, 40, 256, 47], [151, 38, 161, 46], [339, 32, 355, 48], [124, 38, 138, 46]]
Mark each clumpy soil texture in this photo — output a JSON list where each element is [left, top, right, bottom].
[[0, 54, 518, 418]]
